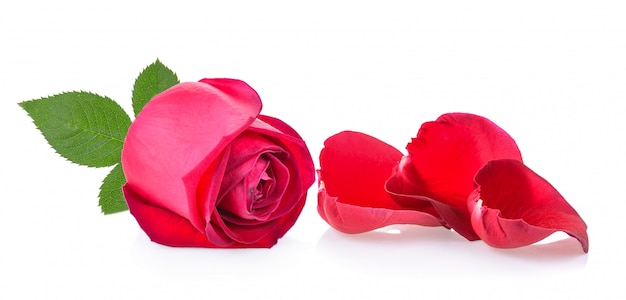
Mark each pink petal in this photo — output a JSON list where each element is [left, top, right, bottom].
[[385, 113, 522, 240], [122, 79, 262, 239], [318, 131, 442, 234], [470, 159, 589, 253]]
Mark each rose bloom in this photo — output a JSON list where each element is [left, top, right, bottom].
[[121, 79, 315, 248]]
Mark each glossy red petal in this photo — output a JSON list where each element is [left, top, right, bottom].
[[318, 131, 442, 233], [470, 159, 589, 253], [122, 80, 262, 233], [386, 113, 522, 240], [385, 155, 477, 240]]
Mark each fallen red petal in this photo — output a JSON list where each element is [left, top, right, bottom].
[[469, 159, 589, 253], [386, 113, 522, 240], [318, 131, 442, 233], [318, 183, 441, 234]]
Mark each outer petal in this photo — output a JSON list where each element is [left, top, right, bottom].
[[318, 131, 442, 234], [123, 186, 217, 247], [122, 79, 262, 238], [470, 159, 589, 253], [124, 161, 304, 249], [386, 113, 522, 240]]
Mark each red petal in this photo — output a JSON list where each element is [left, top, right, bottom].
[[470, 159, 589, 253], [123, 185, 218, 247], [122, 79, 262, 243], [385, 156, 445, 222], [385, 155, 477, 240], [318, 183, 441, 234], [386, 113, 522, 240], [318, 131, 442, 233]]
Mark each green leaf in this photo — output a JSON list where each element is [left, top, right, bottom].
[[19, 92, 131, 167], [132, 58, 179, 116], [98, 164, 128, 214]]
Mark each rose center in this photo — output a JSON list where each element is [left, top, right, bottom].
[[216, 150, 288, 224], [247, 157, 275, 215]]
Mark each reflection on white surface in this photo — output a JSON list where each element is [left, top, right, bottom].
[[315, 225, 588, 276], [121, 222, 591, 297]]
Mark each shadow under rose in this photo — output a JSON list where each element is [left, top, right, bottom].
[[129, 231, 314, 283]]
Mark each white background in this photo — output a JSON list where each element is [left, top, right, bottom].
[[1, 0, 625, 298]]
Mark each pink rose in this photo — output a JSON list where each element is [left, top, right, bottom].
[[121, 78, 315, 248]]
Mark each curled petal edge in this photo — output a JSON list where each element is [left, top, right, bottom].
[[468, 160, 589, 253], [318, 181, 442, 234]]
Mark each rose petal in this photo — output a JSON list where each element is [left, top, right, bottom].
[[125, 167, 293, 248], [205, 116, 315, 247], [256, 115, 306, 141], [318, 182, 442, 234], [209, 210, 283, 245], [251, 115, 316, 190], [247, 116, 316, 221], [210, 191, 308, 247], [470, 159, 589, 252], [217, 130, 284, 180], [123, 185, 217, 247], [218, 154, 280, 221], [249, 154, 290, 218], [385, 156, 476, 239], [385, 156, 445, 222], [407, 113, 523, 210], [216, 131, 285, 221], [318, 131, 442, 233], [122, 79, 262, 234], [192, 146, 232, 246], [385, 113, 522, 240]]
